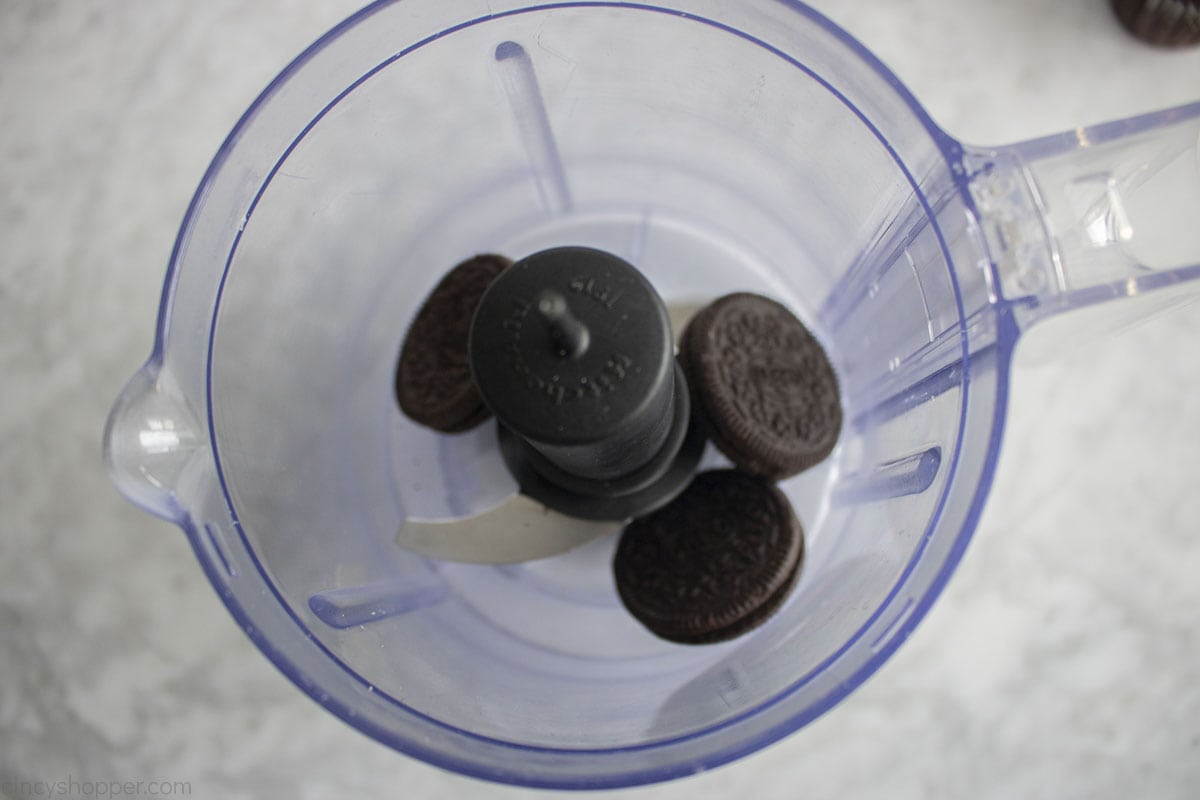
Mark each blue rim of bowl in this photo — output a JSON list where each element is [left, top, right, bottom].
[[141, 0, 1017, 789]]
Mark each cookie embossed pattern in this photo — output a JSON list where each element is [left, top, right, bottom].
[[394, 254, 511, 432], [613, 470, 805, 645], [682, 293, 843, 481]]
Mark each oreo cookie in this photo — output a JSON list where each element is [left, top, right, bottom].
[[613, 469, 803, 645], [395, 253, 511, 432], [681, 292, 842, 481], [1111, 0, 1200, 46]]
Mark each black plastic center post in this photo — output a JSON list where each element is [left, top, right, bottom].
[[468, 247, 704, 520]]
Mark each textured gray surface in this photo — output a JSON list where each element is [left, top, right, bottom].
[[3, 1, 1199, 798]]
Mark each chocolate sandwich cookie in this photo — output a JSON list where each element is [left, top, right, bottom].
[[681, 292, 842, 481], [613, 469, 803, 645], [1111, 0, 1200, 46], [395, 253, 511, 432]]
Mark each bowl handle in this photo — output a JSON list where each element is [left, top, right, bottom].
[[966, 101, 1200, 338]]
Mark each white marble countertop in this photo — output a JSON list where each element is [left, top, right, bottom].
[[3, 1, 1199, 798]]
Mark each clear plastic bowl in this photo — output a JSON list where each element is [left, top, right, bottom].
[[104, 0, 1200, 788]]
